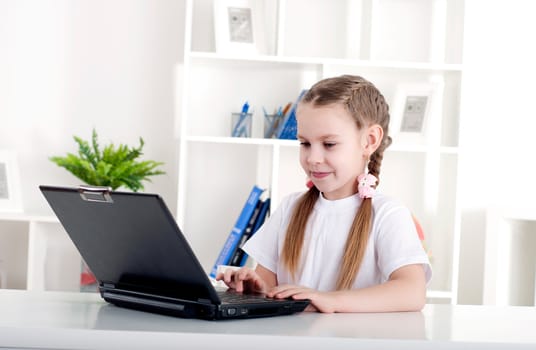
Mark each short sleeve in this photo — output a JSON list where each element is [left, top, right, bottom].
[[374, 204, 432, 284]]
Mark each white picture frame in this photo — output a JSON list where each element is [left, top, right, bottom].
[[0, 150, 23, 213], [213, 0, 265, 55], [390, 82, 443, 146]]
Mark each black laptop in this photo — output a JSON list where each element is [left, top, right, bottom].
[[39, 185, 309, 320]]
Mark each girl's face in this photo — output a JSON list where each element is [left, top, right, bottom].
[[297, 103, 371, 200]]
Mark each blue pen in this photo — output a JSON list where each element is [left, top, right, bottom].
[[262, 106, 270, 125], [232, 101, 249, 137]]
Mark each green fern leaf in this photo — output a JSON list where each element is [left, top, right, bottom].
[[50, 129, 165, 191]]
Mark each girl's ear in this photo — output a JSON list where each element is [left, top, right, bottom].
[[362, 124, 383, 157]]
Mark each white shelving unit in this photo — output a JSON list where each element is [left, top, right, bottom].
[[177, 0, 464, 303], [0, 214, 81, 291]]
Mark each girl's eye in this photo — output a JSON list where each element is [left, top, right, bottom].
[[299, 141, 310, 147], [324, 143, 336, 148]]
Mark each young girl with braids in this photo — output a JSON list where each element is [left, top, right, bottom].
[[217, 75, 432, 312]]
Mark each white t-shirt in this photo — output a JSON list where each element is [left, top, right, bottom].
[[243, 191, 432, 291]]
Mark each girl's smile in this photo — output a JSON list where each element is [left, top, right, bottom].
[[310, 171, 332, 179]]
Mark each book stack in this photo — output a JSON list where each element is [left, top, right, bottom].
[[209, 185, 271, 278]]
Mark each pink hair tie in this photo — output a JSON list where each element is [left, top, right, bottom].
[[357, 173, 377, 199]]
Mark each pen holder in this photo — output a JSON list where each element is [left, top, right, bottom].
[[231, 112, 252, 138], [263, 114, 284, 138]]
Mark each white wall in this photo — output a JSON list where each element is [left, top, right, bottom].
[[2, 0, 536, 304], [0, 0, 185, 215], [458, 0, 536, 304]]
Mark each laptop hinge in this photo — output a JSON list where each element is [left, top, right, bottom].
[[197, 298, 211, 303]]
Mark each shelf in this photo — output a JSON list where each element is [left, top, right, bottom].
[[389, 144, 459, 154], [188, 51, 463, 72], [185, 135, 459, 154], [186, 135, 298, 147], [427, 290, 453, 299], [0, 213, 58, 223]]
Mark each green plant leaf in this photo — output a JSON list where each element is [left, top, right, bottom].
[[49, 129, 165, 191]]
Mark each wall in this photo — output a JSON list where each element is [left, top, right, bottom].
[[458, 0, 536, 304], [2, 0, 536, 304], [0, 0, 185, 215]]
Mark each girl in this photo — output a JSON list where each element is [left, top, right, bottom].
[[217, 75, 432, 313]]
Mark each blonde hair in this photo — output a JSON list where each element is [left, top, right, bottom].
[[281, 75, 392, 290]]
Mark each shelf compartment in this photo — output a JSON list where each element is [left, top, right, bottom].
[[27, 221, 80, 292], [0, 220, 30, 289], [189, 51, 463, 72], [381, 151, 459, 294], [190, 0, 464, 64], [185, 59, 320, 138], [182, 142, 271, 271]]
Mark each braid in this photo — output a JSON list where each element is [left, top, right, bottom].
[[281, 186, 319, 279], [339, 75, 392, 289], [368, 134, 392, 186]]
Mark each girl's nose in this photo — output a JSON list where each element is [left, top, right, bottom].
[[307, 146, 323, 164]]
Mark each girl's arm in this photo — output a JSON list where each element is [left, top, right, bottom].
[[216, 264, 277, 294], [269, 264, 427, 313]]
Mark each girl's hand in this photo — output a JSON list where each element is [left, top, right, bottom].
[[267, 284, 335, 313], [215, 267, 267, 294]]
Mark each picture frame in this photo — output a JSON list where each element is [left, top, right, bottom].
[[213, 0, 265, 55], [0, 150, 23, 213], [390, 82, 443, 146]]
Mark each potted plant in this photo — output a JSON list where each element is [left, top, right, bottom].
[[50, 129, 165, 192]]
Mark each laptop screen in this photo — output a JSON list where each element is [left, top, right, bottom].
[[40, 186, 220, 302]]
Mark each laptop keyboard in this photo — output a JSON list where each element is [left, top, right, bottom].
[[217, 291, 279, 304]]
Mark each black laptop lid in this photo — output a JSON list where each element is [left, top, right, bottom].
[[40, 185, 220, 303]]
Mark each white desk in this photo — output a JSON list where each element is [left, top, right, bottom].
[[0, 289, 535, 349]]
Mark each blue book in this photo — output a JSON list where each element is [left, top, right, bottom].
[[277, 89, 307, 140], [209, 185, 264, 278], [251, 198, 270, 236], [228, 198, 263, 266], [238, 197, 271, 266]]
